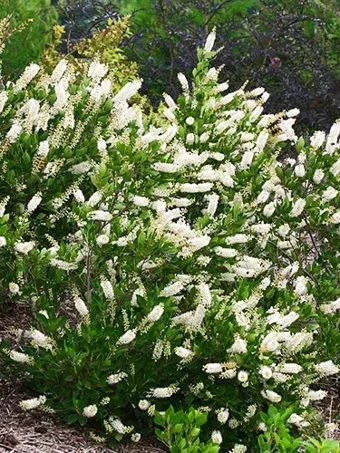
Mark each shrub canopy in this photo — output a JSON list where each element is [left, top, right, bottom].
[[0, 27, 339, 453]]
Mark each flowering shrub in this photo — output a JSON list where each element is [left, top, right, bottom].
[[0, 50, 140, 301], [0, 31, 340, 451]]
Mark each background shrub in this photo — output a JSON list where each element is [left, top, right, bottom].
[[56, 0, 340, 131], [41, 15, 138, 90], [0, 0, 58, 78], [55, 0, 120, 53], [125, 0, 340, 131]]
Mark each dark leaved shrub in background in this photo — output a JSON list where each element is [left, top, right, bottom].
[[55, 0, 340, 131], [55, 0, 120, 53], [124, 0, 340, 131]]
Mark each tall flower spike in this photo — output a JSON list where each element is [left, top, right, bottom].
[[204, 27, 216, 52]]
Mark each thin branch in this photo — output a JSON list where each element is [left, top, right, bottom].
[[329, 395, 334, 424], [85, 248, 92, 305], [303, 215, 320, 258]]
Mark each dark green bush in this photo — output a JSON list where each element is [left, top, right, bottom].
[[58, 0, 340, 131], [56, 0, 120, 53], [124, 0, 340, 131]]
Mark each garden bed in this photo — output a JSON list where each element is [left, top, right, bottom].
[[0, 310, 339, 453], [0, 377, 166, 453], [0, 305, 166, 453], [1, 373, 339, 453]]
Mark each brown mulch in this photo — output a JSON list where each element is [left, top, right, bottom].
[[0, 378, 166, 453], [314, 377, 340, 441], [0, 376, 114, 453], [0, 301, 32, 345]]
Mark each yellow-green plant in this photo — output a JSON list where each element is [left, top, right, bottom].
[[155, 406, 221, 453], [74, 17, 136, 76], [42, 17, 138, 90], [258, 406, 340, 453]]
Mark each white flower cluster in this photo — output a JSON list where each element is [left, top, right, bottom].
[[83, 404, 98, 418], [20, 395, 46, 411]]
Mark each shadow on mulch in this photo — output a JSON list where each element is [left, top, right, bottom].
[[0, 301, 32, 345], [313, 377, 340, 441]]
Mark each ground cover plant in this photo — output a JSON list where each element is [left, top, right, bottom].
[[0, 28, 340, 452]]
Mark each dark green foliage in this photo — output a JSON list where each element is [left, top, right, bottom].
[[56, 0, 120, 52], [55, 0, 340, 129], [122, 0, 340, 131]]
